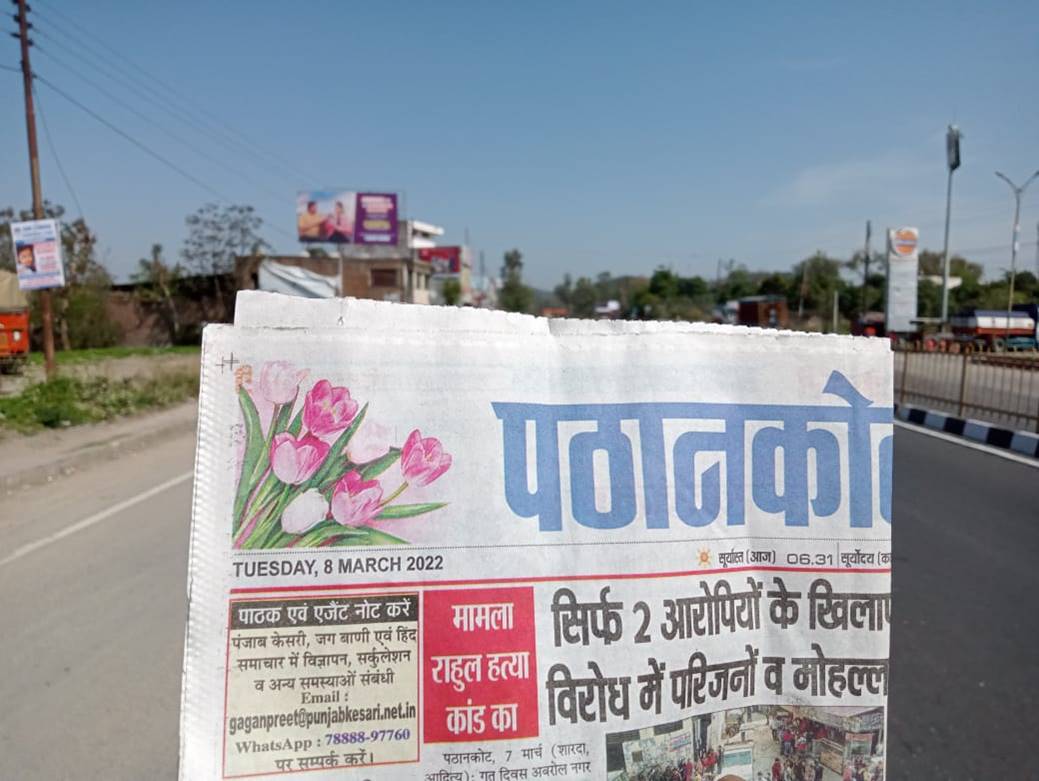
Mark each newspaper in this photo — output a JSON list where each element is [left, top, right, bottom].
[[181, 294, 892, 781]]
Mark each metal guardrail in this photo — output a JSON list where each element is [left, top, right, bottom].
[[894, 348, 1039, 432]]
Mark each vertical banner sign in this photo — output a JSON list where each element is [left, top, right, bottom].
[[355, 193, 399, 245], [180, 294, 893, 781], [886, 227, 919, 333], [10, 219, 65, 291]]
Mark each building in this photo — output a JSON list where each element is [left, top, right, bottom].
[[236, 219, 444, 305]]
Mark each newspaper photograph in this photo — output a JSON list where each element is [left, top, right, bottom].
[[180, 298, 892, 781]]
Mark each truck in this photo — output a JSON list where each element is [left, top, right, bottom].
[[949, 306, 1038, 351], [0, 270, 30, 372], [737, 295, 788, 329]]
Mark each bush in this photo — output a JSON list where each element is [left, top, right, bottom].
[[0, 371, 198, 433]]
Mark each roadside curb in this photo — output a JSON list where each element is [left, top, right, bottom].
[[1, 407, 198, 493], [895, 403, 1039, 459]]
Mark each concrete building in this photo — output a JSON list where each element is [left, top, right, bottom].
[[236, 220, 444, 305]]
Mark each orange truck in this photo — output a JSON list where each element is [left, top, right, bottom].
[[0, 269, 30, 372]]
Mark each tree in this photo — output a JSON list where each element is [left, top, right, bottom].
[[182, 203, 268, 320], [553, 273, 573, 309], [441, 278, 462, 306], [570, 277, 598, 318], [132, 243, 184, 343], [0, 202, 118, 349], [498, 249, 533, 313]]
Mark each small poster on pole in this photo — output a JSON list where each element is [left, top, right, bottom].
[[11, 219, 65, 291]]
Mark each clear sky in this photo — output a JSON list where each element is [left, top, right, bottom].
[[1, 0, 1037, 288]]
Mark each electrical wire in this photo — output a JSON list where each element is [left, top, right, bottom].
[[34, 73, 233, 202], [0, 63, 22, 73], [33, 83, 85, 220], [30, 2, 318, 184], [34, 43, 287, 201]]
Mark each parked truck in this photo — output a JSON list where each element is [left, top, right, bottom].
[[949, 306, 1038, 351], [0, 270, 30, 372]]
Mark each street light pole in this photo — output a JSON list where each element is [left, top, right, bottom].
[[940, 126, 961, 325], [995, 170, 1039, 346]]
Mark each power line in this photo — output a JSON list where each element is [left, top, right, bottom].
[[34, 73, 233, 202], [0, 63, 22, 73], [30, 1, 318, 184], [33, 43, 287, 201], [33, 83, 84, 219]]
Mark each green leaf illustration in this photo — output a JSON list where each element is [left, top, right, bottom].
[[359, 448, 401, 479], [233, 386, 266, 527], [376, 502, 446, 519]]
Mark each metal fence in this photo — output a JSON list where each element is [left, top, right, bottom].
[[894, 348, 1039, 432]]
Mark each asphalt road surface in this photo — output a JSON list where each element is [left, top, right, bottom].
[[1, 423, 1036, 779]]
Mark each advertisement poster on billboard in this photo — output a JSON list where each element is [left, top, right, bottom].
[[179, 293, 892, 781], [10, 219, 65, 291], [296, 192, 398, 245], [355, 192, 399, 245], [419, 246, 462, 275], [886, 227, 919, 334]]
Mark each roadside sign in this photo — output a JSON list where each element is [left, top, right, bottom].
[[10, 219, 66, 291]]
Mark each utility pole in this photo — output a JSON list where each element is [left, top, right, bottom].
[[940, 125, 961, 325], [860, 220, 872, 317], [14, 0, 56, 378], [994, 169, 1039, 345]]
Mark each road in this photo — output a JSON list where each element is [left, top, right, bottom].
[[1, 423, 1036, 779]]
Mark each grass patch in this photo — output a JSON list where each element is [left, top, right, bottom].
[[26, 345, 200, 366], [0, 372, 199, 433]]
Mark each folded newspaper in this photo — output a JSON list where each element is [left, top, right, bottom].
[[180, 292, 892, 780]]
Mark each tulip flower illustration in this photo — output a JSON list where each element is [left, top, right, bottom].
[[270, 432, 329, 485], [330, 470, 384, 527], [233, 365, 450, 548], [280, 489, 329, 535], [303, 380, 359, 438], [400, 429, 452, 487], [257, 361, 307, 405]]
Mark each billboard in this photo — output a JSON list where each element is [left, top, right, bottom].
[[886, 227, 919, 333], [419, 246, 462, 275], [296, 191, 398, 245], [10, 219, 65, 291]]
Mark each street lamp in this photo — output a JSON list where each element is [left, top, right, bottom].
[[994, 169, 1039, 345], [940, 125, 961, 325]]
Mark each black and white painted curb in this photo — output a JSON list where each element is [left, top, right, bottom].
[[895, 404, 1039, 458]]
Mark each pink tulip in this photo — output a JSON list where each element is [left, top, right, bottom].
[[400, 429, 452, 487], [303, 380, 359, 438], [330, 471, 383, 527], [257, 361, 307, 405], [270, 432, 329, 485]]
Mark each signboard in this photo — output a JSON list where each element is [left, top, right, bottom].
[[419, 246, 462, 275], [886, 227, 919, 333], [296, 191, 398, 245], [10, 219, 65, 291], [180, 293, 892, 781]]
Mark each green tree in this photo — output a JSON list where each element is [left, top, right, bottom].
[[554, 273, 573, 310], [132, 243, 184, 343], [441, 278, 462, 306], [570, 276, 598, 318], [498, 249, 533, 313]]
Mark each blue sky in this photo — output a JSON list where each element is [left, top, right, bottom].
[[1, 1, 1037, 288]]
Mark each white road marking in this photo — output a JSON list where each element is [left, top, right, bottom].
[[0, 470, 194, 569], [895, 420, 1039, 468]]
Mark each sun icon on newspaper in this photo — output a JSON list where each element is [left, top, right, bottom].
[[697, 548, 711, 567]]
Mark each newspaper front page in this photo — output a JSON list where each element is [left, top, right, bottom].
[[181, 297, 892, 781]]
